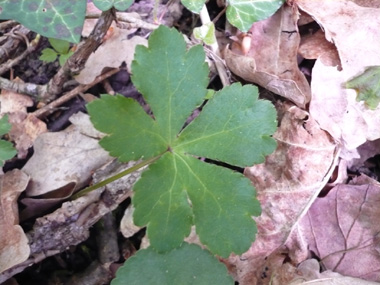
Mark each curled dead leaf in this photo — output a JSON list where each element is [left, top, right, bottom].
[[224, 5, 311, 108], [0, 170, 30, 273]]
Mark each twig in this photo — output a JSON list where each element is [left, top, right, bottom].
[[33, 67, 120, 118], [0, 77, 46, 100], [41, 9, 115, 102], [87, 12, 160, 30], [198, 5, 230, 86], [0, 34, 40, 76], [0, 26, 31, 65]]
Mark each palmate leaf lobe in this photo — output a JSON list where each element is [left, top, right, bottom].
[[87, 25, 277, 257]]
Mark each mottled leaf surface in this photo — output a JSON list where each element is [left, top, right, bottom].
[[88, 25, 277, 257], [111, 243, 233, 285], [0, 0, 86, 43]]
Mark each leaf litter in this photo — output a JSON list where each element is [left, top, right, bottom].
[[2, 0, 380, 284]]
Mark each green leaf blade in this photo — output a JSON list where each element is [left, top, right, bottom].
[[345, 66, 380, 110], [93, 0, 133, 11], [49, 38, 70, 54], [178, 154, 261, 257], [175, 83, 277, 167], [111, 243, 233, 285], [131, 25, 209, 144], [87, 95, 167, 162], [226, 0, 284, 32], [181, 0, 206, 13], [133, 152, 193, 252], [0, 0, 86, 43], [39, 48, 58, 63]]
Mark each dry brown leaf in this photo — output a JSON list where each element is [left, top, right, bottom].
[[0, 81, 47, 158], [298, 29, 341, 67], [226, 104, 339, 284], [75, 26, 147, 84], [0, 170, 30, 273], [22, 112, 112, 197], [296, 0, 380, 151], [224, 5, 310, 108], [295, 175, 380, 281]]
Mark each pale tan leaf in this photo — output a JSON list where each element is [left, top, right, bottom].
[[298, 29, 341, 67], [22, 113, 112, 197], [224, 5, 311, 108], [75, 26, 147, 84], [226, 104, 339, 284], [0, 170, 30, 273]]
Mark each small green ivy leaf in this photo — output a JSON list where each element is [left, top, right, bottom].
[[111, 243, 233, 285], [226, 0, 285, 32], [345, 66, 380, 110], [0, 115, 17, 166], [193, 22, 217, 46], [0, 0, 86, 43], [181, 0, 284, 32], [93, 0, 133, 11], [88, 25, 277, 257], [39, 48, 58, 63], [181, 0, 205, 13]]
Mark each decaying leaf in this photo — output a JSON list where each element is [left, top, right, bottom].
[[75, 24, 147, 84], [298, 29, 341, 68], [296, 175, 380, 281], [226, 103, 339, 284], [22, 112, 112, 198], [296, 0, 380, 151], [224, 5, 311, 108], [0, 170, 30, 273], [0, 81, 47, 159]]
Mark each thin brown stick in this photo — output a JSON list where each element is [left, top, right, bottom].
[[33, 67, 120, 118]]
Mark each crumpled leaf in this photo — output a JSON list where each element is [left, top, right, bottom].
[[345, 66, 380, 110], [75, 25, 147, 84], [298, 29, 341, 67], [288, 259, 379, 285], [0, 0, 86, 43], [0, 169, 30, 273], [225, 103, 338, 284], [0, 116, 17, 166], [0, 78, 47, 159], [111, 243, 233, 285], [296, 175, 380, 281], [296, 0, 380, 151], [225, 4, 311, 108], [22, 112, 112, 197], [88, 25, 277, 257]]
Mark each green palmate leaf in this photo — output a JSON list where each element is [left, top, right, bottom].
[[345, 66, 380, 110], [0, 115, 17, 166], [39, 48, 58, 63], [93, 0, 133, 11], [88, 25, 277, 257], [226, 0, 285, 32], [111, 243, 233, 285]]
